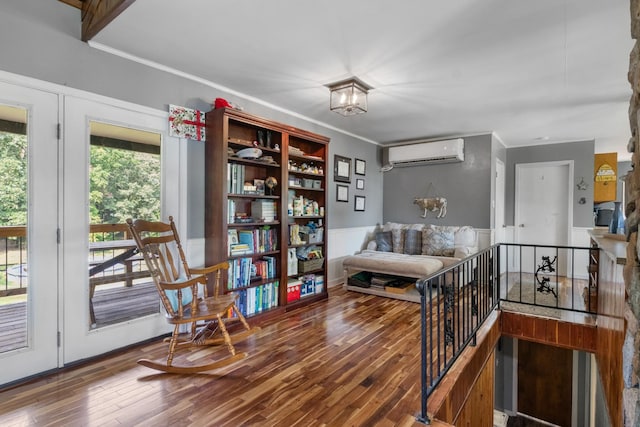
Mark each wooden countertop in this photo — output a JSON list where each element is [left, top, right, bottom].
[[588, 229, 627, 265]]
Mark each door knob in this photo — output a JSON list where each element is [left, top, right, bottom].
[[519, 224, 524, 227]]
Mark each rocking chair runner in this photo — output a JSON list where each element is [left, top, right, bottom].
[[126, 216, 259, 373]]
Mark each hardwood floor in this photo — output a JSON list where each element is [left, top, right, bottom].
[[1, 287, 442, 427]]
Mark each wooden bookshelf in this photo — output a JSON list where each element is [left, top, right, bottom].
[[205, 108, 329, 320]]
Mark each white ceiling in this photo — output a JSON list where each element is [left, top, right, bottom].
[[91, 0, 633, 159]]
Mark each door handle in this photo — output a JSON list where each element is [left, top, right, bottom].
[[519, 224, 524, 227]]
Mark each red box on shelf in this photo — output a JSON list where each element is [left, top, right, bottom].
[[287, 280, 301, 303]]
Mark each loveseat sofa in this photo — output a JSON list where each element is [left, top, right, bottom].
[[342, 222, 478, 301]]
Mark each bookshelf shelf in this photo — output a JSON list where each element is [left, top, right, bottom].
[[206, 107, 329, 322]]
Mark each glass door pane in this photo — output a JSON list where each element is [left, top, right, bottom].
[[88, 121, 161, 328], [0, 82, 59, 386], [0, 105, 28, 352]]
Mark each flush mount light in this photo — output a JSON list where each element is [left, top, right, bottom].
[[326, 77, 373, 116]]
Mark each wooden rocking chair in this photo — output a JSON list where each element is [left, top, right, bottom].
[[126, 216, 259, 373]]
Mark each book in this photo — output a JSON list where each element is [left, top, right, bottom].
[[230, 243, 251, 256], [238, 230, 255, 253]]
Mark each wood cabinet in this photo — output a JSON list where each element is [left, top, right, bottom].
[[205, 108, 329, 321]]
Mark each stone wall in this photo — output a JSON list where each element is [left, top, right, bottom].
[[624, 1, 640, 425]]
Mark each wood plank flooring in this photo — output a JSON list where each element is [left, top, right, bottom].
[[1, 287, 440, 427]]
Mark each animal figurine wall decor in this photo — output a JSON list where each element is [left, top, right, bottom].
[[413, 197, 447, 218]]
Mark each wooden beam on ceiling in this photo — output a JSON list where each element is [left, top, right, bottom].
[[81, 0, 136, 42], [59, 0, 84, 9]]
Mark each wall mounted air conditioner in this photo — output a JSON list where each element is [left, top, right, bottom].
[[386, 138, 464, 168]]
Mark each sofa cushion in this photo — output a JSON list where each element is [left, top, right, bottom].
[[343, 250, 444, 278], [375, 231, 393, 252], [403, 229, 422, 255], [454, 225, 477, 249], [422, 225, 456, 256], [384, 222, 424, 253]]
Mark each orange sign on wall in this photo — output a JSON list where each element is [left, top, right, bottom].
[[594, 152, 617, 203]]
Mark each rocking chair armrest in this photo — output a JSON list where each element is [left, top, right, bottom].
[[158, 275, 205, 291], [190, 261, 230, 276]]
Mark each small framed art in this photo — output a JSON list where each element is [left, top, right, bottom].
[[337, 184, 349, 202], [355, 158, 366, 175], [334, 155, 351, 183], [354, 195, 366, 211], [356, 178, 365, 190]]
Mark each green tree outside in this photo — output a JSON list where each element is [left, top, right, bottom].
[[0, 131, 160, 227]]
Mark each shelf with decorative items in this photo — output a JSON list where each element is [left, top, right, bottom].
[[285, 137, 328, 308], [205, 107, 329, 321]]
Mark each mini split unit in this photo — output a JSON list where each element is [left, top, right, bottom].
[[382, 138, 464, 171]]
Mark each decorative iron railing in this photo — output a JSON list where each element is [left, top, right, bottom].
[[498, 243, 597, 315], [416, 242, 597, 423], [415, 246, 499, 424]]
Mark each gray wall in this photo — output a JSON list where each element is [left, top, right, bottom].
[[0, 0, 381, 237], [505, 140, 595, 227], [382, 134, 492, 228]]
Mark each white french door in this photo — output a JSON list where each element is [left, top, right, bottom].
[[0, 81, 59, 384], [62, 97, 177, 363]]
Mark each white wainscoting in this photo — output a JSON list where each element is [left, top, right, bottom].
[[327, 226, 379, 288], [185, 226, 502, 290]]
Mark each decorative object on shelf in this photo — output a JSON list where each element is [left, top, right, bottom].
[[577, 177, 588, 190], [355, 158, 366, 175], [236, 147, 263, 159], [413, 197, 447, 218], [336, 184, 349, 202], [265, 176, 278, 195], [354, 195, 366, 212], [334, 154, 351, 183], [326, 77, 373, 116], [169, 104, 206, 141], [535, 255, 557, 298], [213, 97, 242, 111], [609, 201, 625, 234], [356, 178, 365, 190]]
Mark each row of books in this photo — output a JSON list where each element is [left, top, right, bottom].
[[232, 281, 279, 317], [228, 228, 278, 255], [228, 256, 276, 289], [227, 163, 246, 195]]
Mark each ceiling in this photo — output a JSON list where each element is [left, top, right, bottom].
[[87, 0, 633, 159]]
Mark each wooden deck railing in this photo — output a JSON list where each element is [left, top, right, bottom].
[[0, 226, 27, 297], [0, 224, 139, 297]]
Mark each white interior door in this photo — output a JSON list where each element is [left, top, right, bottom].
[[0, 81, 59, 384], [515, 161, 573, 274], [62, 97, 176, 363]]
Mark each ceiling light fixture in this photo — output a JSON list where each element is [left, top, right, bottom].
[[326, 77, 372, 116]]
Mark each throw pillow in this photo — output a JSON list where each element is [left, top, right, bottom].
[[403, 229, 422, 255], [375, 231, 393, 252], [422, 225, 456, 256], [391, 228, 405, 253]]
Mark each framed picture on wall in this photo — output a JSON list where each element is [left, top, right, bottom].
[[337, 184, 349, 202], [334, 155, 351, 183], [354, 195, 366, 211], [355, 158, 366, 175], [356, 178, 365, 190]]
